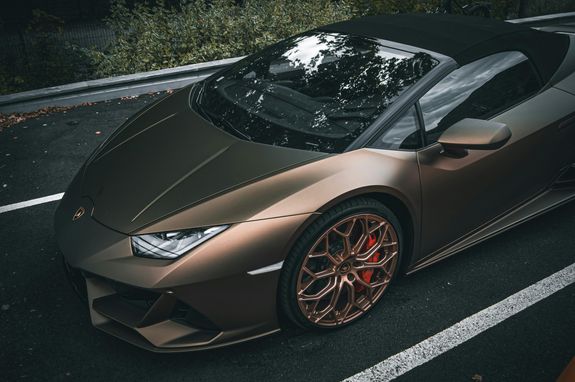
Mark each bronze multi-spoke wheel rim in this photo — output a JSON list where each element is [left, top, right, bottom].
[[296, 213, 399, 327]]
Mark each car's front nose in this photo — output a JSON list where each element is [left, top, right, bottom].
[[55, 175, 314, 352]]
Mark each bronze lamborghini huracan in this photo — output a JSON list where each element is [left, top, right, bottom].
[[55, 14, 575, 352]]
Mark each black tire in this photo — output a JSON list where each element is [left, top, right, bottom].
[[278, 197, 403, 329]]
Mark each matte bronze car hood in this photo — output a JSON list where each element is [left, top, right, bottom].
[[82, 88, 326, 233]]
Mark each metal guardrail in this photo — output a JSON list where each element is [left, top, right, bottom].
[[0, 56, 244, 113], [2, 11, 574, 114]]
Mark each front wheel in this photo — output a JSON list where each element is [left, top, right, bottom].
[[279, 198, 402, 329]]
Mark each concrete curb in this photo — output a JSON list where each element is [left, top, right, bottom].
[[507, 11, 575, 25], [0, 56, 243, 113]]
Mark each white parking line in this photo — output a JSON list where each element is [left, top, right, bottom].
[[0, 192, 64, 214], [343, 262, 575, 382]]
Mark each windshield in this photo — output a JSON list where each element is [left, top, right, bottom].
[[192, 31, 438, 153]]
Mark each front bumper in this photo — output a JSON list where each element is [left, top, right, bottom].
[[63, 264, 280, 352], [55, 182, 313, 351]]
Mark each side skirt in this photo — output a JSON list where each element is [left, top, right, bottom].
[[407, 185, 575, 274]]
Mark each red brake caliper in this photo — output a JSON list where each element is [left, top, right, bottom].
[[355, 234, 380, 292]]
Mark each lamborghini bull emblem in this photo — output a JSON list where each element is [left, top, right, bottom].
[[72, 207, 85, 221]]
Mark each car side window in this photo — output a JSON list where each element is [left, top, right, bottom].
[[419, 51, 541, 144], [369, 105, 421, 150]]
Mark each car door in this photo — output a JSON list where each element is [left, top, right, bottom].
[[415, 51, 569, 258]]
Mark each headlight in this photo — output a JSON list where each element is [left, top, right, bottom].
[[131, 225, 229, 260]]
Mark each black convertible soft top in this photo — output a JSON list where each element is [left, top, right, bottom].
[[320, 13, 570, 84]]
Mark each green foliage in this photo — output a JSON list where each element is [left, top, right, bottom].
[[0, 10, 94, 94], [350, 0, 441, 15], [21, 38, 93, 89], [90, 0, 355, 78], [527, 0, 575, 17], [2, 0, 575, 94]]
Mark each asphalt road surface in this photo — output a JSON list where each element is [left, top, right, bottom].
[[1, 94, 574, 381]]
